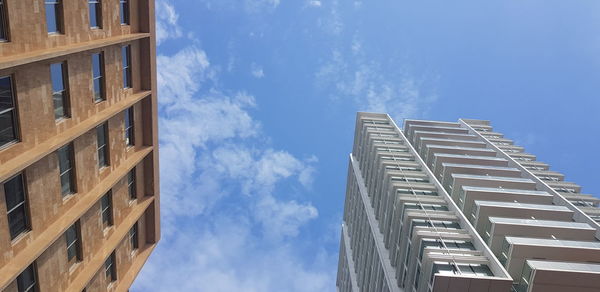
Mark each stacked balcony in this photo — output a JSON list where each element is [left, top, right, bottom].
[[337, 114, 511, 292], [404, 118, 600, 292]]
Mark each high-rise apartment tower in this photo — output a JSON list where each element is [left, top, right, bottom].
[[0, 1, 159, 291], [337, 112, 600, 292]]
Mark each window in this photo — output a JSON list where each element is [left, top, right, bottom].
[[91, 53, 105, 102], [0, 76, 18, 148], [57, 144, 76, 196], [96, 123, 109, 167], [0, 0, 8, 41], [65, 222, 81, 265], [104, 252, 117, 282], [128, 167, 136, 200], [129, 222, 138, 250], [4, 174, 30, 240], [101, 192, 112, 229], [51, 62, 69, 119], [45, 0, 62, 33], [119, 0, 129, 25], [124, 107, 134, 146], [88, 0, 102, 28], [16, 264, 36, 292], [419, 239, 474, 260], [391, 176, 429, 183], [121, 45, 132, 88]]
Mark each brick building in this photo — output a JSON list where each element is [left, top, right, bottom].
[[0, 1, 160, 291]]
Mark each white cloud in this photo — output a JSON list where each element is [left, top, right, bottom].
[[316, 39, 438, 122], [133, 3, 333, 290], [134, 216, 334, 292], [317, 0, 343, 35], [157, 47, 211, 106], [251, 63, 265, 78], [245, 0, 281, 12], [307, 0, 322, 7], [156, 0, 183, 45], [256, 195, 318, 240]]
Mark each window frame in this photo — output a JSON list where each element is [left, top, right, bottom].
[[0, 0, 9, 42], [88, 0, 102, 29], [44, 0, 63, 34], [124, 107, 134, 146], [65, 221, 82, 265], [129, 222, 138, 251], [91, 52, 105, 103], [96, 123, 109, 168], [3, 173, 31, 240], [0, 75, 20, 149], [50, 62, 70, 120], [127, 167, 136, 201], [57, 143, 76, 197], [16, 263, 37, 292], [119, 0, 130, 25], [101, 191, 113, 229], [104, 252, 117, 282], [122, 45, 132, 88]]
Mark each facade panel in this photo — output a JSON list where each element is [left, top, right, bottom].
[[337, 113, 600, 292], [0, 1, 158, 291]]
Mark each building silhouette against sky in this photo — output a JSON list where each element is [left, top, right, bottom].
[[337, 112, 600, 292], [0, 1, 159, 291]]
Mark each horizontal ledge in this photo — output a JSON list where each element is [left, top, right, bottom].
[[113, 243, 156, 292], [0, 147, 153, 290], [0, 90, 151, 182], [0, 33, 151, 70], [66, 197, 155, 292]]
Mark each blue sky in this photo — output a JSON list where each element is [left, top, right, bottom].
[[132, 1, 600, 291]]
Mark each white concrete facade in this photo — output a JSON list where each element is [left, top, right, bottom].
[[336, 113, 600, 292]]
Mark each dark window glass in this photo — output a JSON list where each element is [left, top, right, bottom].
[[91, 53, 104, 102], [65, 223, 81, 264], [45, 0, 62, 33], [129, 222, 138, 250], [88, 0, 101, 28], [128, 167, 136, 200], [50, 62, 69, 119], [101, 192, 112, 228], [0, 0, 8, 41], [122, 45, 132, 88], [119, 0, 129, 25], [4, 174, 29, 239], [124, 107, 134, 146], [104, 252, 116, 282], [16, 264, 36, 292], [96, 123, 109, 167], [57, 144, 75, 196], [0, 76, 18, 147]]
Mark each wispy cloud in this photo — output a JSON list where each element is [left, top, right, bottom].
[[316, 33, 438, 122], [307, 0, 322, 7], [155, 0, 183, 45], [251, 63, 265, 78], [317, 0, 343, 35], [133, 3, 335, 290], [199, 0, 282, 13]]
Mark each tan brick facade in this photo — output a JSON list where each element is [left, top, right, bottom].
[[0, 0, 159, 291]]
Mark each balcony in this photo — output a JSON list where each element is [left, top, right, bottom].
[[431, 154, 509, 178], [471, 201, 573, 236], [457, 186, 553, 219], [486, 217, 595, 256], [448, 174, 537, 201], [440, 164, 522, 191], [516, 260, 600, 292], [423, 145, 497, 166], [501, 237, 600, 282]]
